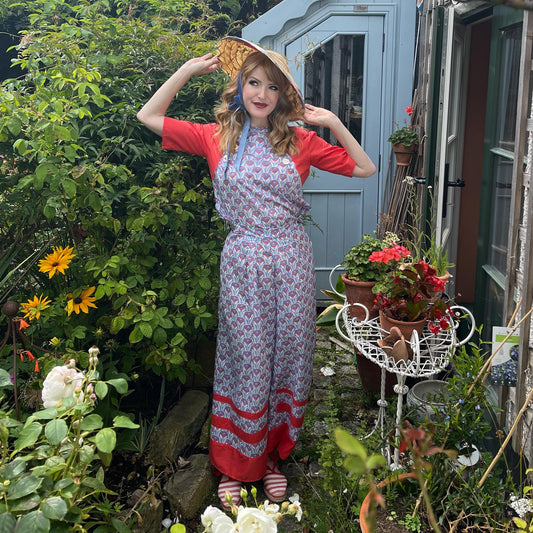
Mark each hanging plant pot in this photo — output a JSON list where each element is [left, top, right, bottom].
[[391, 143, 416, 166]]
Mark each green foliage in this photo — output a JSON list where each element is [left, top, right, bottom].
[[0, 350, 138, 532], [387, 127, 419, 147], [406, 330, 517, 530], [341, 233, 389, 282], [0, 0, 230, 381], [513, 469, 533, 532]]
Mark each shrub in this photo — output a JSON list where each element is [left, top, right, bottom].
[[0, 1, 230, 381]]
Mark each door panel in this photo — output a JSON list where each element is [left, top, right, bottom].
[[435, 9, 467, 298], [286, 15, 384, 299]]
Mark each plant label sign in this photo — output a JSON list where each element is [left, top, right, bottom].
[[490, 326, 520, 387]]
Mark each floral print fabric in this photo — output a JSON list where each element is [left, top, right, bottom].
[[209, 127, 316, 481]]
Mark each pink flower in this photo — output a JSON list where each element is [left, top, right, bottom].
[[405, 105, 413, 115]]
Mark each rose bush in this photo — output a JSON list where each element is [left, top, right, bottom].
[[41, 363, 85, 408]]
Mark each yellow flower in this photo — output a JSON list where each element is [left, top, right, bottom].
[[20, 294, 52, 320], [66, 286, 97, 316], [38, 246, 75, 278]]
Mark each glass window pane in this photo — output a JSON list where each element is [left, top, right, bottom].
[[304, 35, 365, 144], [495, 24, 521, 150], [486, 24, 521, 276], [488, 156, 513, 272]]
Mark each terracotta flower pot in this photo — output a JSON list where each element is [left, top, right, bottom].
[[359, 472, 418, 533], [379, 310, 426, 342], [341, 274, 378, 322], [355, 349, 397, 397], [391, 143, 416, 166]]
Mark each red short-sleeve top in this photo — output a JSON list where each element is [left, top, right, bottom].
[[162, 117, 356, 183]]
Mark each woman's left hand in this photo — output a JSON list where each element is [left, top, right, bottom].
[[303, 104, 338, 129]]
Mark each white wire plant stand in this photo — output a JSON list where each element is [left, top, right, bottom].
[[335, 301, 476, 468]]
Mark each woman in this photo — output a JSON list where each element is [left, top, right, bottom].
[[137, 36, 375, 508]]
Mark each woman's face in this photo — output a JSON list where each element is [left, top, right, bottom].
[[241, 65, 280, 127]]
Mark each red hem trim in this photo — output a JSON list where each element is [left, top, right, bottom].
[[213, 393, 268, 420], [210, 424, 297, 481]]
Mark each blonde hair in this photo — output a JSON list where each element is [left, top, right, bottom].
[[214, 51, 304, 156]]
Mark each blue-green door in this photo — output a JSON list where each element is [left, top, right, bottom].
[[286, 15, 384, 299]]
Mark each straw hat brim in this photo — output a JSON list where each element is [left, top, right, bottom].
[[218, 36, 304, 117]]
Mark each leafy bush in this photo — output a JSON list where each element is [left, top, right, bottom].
[[0, 0, 231, 382], [0, 348, 138, 532]]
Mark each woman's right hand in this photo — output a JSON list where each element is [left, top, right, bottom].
[[180, 53, 221, 78], [137, 53, 220, 137]]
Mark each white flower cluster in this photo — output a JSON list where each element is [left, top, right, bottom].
[[200, 494, 302, 533], [41, 364, 85, 408], [509, 495, 533, 518]]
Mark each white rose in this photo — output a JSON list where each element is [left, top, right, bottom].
[[262, 501, 280, 515], [201, 506, 226, 530], [236, 507, 277, 533], [42, 365, 85, 408], [211, 514, 237, 533], [288, 501, 303, 522]]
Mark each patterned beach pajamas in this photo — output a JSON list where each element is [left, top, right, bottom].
[[162, 117, 356, 482]]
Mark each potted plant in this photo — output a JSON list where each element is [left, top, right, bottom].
[[341, 232, 398, 321], [387, 106, 420, 166], [370, 246, 452, 340], [340, 233, 401, 396]]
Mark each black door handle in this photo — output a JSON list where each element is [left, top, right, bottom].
[[448, 179, 465, 187], [442, 164, 466, 218]]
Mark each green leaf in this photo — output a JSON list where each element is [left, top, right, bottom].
[[80, 414, 104, 431], [112, 415, 139, 429], [95, 381, 108, 399], [2, 459, 26, 480], [78, 445, 95, 464], [334, 427, 367, 460], [35, 162, 56, 182], [111, 517, 131, 533], [170, 524, 186, 533], [153, 326, 167, 345], [0, 513, 16, 533], [43, 205, 56, 219], [107, 379, 128, 394], [0, 370, 13, 389], [111, 316, 125, 333], [61, 178, 77, 198], [44, 419, 68, 446], [8, 475, 43, 499], [14, 421, 42, 452], [40, 497, 68, 520], [138, 322, 153, 338], [129, 326, 143, 344], [94, 428, 116, 454], [31, 408, 58, 420], [53, 125, 71, 141], [343, 455, 367, 475], [367, 455, 387, 470], [17, 510, 50, 533], [6, 116, 22, 135], [13, 138, 27, 156]]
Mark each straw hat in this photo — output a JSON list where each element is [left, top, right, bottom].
[[218, 36, 304, 117]]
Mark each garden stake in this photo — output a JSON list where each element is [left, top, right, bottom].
[[0, 300, 54, 420]]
